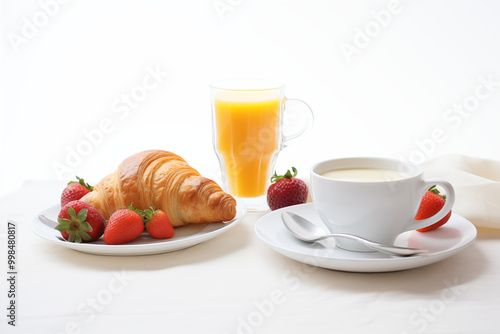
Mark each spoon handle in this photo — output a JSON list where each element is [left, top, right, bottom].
[[39, 215, 58, 228], [319, 233, 427, 257], [281, 211, 427, 257]]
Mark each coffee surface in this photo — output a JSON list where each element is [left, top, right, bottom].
[[321, 167, 408, 182]]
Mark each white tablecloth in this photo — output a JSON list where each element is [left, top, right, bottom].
[[1, 179, 499, 334]]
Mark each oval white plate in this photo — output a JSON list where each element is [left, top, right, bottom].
[[255, 203, 477, 273], [31, 200, 246, 256]]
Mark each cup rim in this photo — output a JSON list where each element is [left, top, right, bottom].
[[310, 157, 423, 183], [210, 79, 285, 92]]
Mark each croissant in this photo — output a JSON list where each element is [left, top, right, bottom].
[[80, 150, 237, 227]]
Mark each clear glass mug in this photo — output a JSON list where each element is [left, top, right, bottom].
[[211, 79, 314, 211]]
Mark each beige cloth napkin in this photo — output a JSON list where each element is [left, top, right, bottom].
[[422, 154, 500, 229]]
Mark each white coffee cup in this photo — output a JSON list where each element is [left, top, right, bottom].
[[310, 157, 455, 252]]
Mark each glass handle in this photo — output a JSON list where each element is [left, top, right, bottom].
[[282, 98, 314, 147]]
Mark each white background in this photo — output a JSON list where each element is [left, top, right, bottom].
[[1, 0, 500, 197], [1, 2, 500, 334]]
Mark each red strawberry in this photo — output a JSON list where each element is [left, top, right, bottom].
[[142, 207, 174, 239], [267, 167, 308, 211], [415, 185, 452, 232], [61, 176, 93, 207], [103, 209, 144, 245], [56, 200, 105, 242]]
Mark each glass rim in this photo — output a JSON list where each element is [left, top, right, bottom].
[[210, 79, 285, 92]]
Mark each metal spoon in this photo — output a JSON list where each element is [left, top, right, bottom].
[[39, 214, 58, 228], [281, 211, 427, 257], [39, 215, 67, 242]]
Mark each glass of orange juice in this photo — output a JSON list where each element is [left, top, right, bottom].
[[211, 79, 313, 211]]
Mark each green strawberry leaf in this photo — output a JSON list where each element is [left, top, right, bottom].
[[68, 176, 93, 192], [141, 206, 157, 223], [428, 185, 446, 201], [68, 232, 76, 243], [73, 233, 82, 243], [76, 209, 88, 222], [80, 221, 93, 232], [55, 222, 69, 231], [127, 203, 156, 223], [77, 229, 92, 241], [55, 206, 96, 243], [271, 167, 298, 183], [67, 206, 77, 219]]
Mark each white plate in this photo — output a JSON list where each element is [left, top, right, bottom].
[[31, 200, 246, 256], [255, 203, 477, 273]]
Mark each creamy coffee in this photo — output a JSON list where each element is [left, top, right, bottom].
[[321, 168, 408, 182], [311, 157, 455, 252]]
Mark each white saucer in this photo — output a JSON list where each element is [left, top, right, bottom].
[[31, 200, 246, 256], [254, 203, 477, 273]]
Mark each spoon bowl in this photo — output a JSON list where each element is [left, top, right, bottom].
[[281, 211, 428, 257]]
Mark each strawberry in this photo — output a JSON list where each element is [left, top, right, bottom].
[[61, 176, 93, 207], [103, 209, 144, 245], [142, 207, 174, 239], [56, 200, 105, 243], [415, 185, 452, 232], [267, 167, 308, 211]]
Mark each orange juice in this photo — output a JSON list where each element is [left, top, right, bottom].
[[214, 92, 281, 197]]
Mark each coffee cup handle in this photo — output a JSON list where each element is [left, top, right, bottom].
[[282, 98, 314, 147], [406, 179, 455, 232]]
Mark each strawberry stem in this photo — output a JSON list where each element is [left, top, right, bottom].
[[126, 203, 157, 223], [140, 206, 158, 223], [271, 167, 298, 183], [55, 207, 92, 243], [428, 185, 446, 201], [68, 176, 93, 192]]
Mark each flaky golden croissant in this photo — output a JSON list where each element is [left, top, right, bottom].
[[80, 150, 237, 227]]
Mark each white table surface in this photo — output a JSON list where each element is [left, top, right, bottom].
[[1, 179, 499, 334], [2, 1, 500, 333]]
